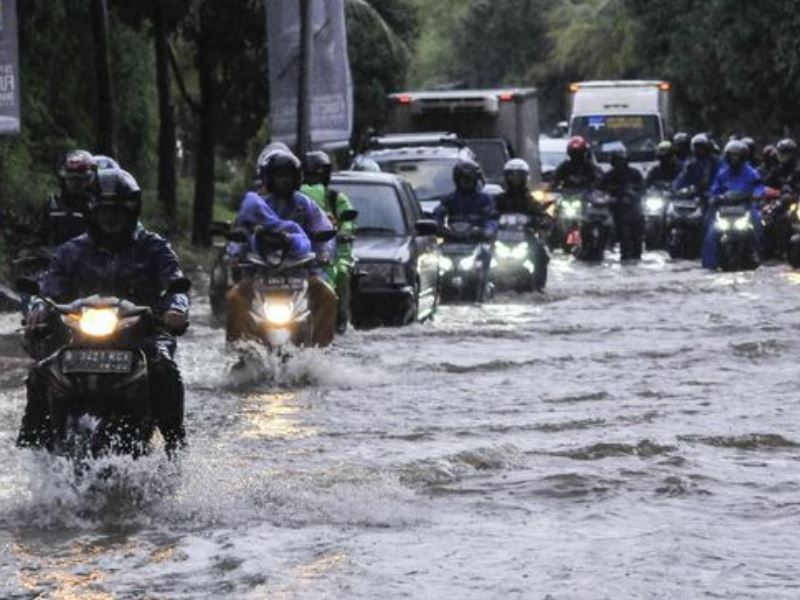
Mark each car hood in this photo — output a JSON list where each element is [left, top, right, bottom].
[[354, 235, 412, 263]]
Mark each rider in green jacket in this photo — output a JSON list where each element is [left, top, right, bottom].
[[301, 151, 356, 333]]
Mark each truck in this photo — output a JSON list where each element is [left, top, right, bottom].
[[385, 88, 542, 186], [567, 80, 674, 172]]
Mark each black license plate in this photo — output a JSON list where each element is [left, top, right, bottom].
[[62, 349, 134, 374]]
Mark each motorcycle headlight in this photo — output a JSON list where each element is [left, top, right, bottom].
[[562, 201, 581, 219], [79, 308, 119, 337], [264, 300, 293, 326], [645, 196, 665, 214], [511, 242, 529, 260], [734, 214, 753, 231], [495, 241, 511, 259], [439, 256, 454, 272], [459, 256, 476, 271], [715, 215, 732, 232]]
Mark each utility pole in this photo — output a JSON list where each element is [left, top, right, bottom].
[[295, 0, 313, 157]]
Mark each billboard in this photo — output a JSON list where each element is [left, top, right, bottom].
[[0, 0, 19, 134]]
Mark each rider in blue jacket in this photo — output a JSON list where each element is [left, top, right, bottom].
[[434, 159, 498, 236], [18, 169, 191, 455], [673, 133, 720, 198], [702, 140, 765, 269]]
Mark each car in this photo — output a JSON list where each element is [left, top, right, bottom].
[[539, 136, 568, 183], [354, 145, 478, 215], [330, 171, 441, 328]]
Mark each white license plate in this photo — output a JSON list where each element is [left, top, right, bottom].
[[62, 349, 134, 374]]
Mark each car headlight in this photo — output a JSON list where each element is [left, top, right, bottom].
[[79, 308, 119, 337], [511, 242, 529, 260], [715, 215, 732, 232], [645, 196, 665, 214], [495, 241, 511, 259], [459, 256, 476, 271], [439, 256, 454, 272], [264, 300, 293, 326], [734, 214, 753, 231], [363, 262, 408, 284]]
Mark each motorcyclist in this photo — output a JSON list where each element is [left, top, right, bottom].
[[17, 169, 191, 455], [226, 150, 337, 347], [551, 136, 602, 191], [741, 137, 760, 169], [301, 150, 356, 334], [673, 133, 720, 199], [672, 132, 691, 167], [760, 145, 779, 180], [763, 138, 800, 191], [645, 141, 681, 188], [702, 140, 765, 269], [495, 158, 550, 290], [759, 139, 800, 259], [599, 145, 645, 261]]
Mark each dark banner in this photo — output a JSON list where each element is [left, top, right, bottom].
[[267, 0, 353, 147], [0, 0, 19, 134]]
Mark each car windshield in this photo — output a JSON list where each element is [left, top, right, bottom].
[[571, 114, 661, 162], [375, 158, 456, 202], [333, 183, 407, 235], [466, 140, 509, 184]]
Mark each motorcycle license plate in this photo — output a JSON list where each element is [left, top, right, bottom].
[[62, 349, 134, 374], [263, 276, 305, 290], [499, 230, 526, 243]]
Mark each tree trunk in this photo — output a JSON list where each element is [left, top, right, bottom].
[[90, 0, 116, 156], [191, 23, 216, 247], [153, 2, 177, 235]]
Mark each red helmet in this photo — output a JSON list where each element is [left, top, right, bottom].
[[567, 136, 589, 160]]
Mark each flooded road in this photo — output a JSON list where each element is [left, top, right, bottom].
[[2, 252, 800, 599]]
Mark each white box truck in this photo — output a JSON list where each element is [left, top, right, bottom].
[[567, 80, 674, 172], [386, 88, 542, 185]]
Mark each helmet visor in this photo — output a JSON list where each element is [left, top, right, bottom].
[[94, 204, 132, 236], [504, 170, 528, 188]]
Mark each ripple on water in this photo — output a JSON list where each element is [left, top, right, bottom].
[[678, 433, 800, 450], [550, 439, 677, 461]]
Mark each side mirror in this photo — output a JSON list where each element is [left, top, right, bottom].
[[167, 277, 192, 295], [313, 229, 337, 243], [15, 277, 40, 296], [225, 229, 249, 243], [415, 219, 439, 237], [338, 209, 358, 222]]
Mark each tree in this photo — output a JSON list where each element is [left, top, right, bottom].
[[90, 0, 117, 156]]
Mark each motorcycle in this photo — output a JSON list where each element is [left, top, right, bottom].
[[759, 187, 790, 261], [785, 200, 800, 268], [713, 192, 760, 272], [549, 190, 585, 253], [575, 191, 614, 262], [492, 213, 549, 292], [642, 184, 671, 250], [665, 187, 704, 260], [17, 277, 191, 460], [226, 228, 336, 354], [438, 221, 494, 303]]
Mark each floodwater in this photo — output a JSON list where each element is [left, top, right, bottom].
[[1, 252, 800, 599]]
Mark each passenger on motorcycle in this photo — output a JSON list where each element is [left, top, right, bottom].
[[763, 138, 800, 191], [301, 150, 356, 334], [226, 150, 337, 347], [741, 137, 760, 169], [702, 140, 765, 269], [551, 136, 602, 191], [599, 146, 645, 261], [18, 169, 191, 455], [495, 158, 550, 290], [673, 133, 720, 199], [672, 132, 691, 168], [760, 145, 779, 180], [645, 141, 681, 187]]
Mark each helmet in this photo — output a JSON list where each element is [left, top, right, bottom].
[[723, 140, 748, 168], [609, 145, 629, 169], [776, 138, 797, 164], [763, 144, 779, 166], [690, 133, 711, 155], [86, 169, 142, 244], [351, 156, 381, 172], [567, 136, 589, 161], [58, 150, 98, 197], [672, 132, 690, 154], [93, 155, 120, 171], [503, 158, 530, 190], [741, 136, 757, 160], [260, 150, 302, 195], [303, 150, 333, 186], [452, 158, 483, 191], [656, 141, 674, 158], [257, 141, 292, 174]]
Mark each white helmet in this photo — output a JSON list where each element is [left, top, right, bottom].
[[503, 158, 530, 174]]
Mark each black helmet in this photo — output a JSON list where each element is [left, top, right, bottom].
[[86, 169, 142, 245], [260, 150, 302, 194], [609, 145, 629, 169], [58, 149, 98, 197], [776, 138, 798, 164], [723, 140, 748, 169], [303, 150, 333, 186], [452, 158, 483, 191], [672, 132, 690, 155]]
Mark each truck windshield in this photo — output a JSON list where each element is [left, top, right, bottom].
[[571, 115, 661, 162], [376, 158, 456, 202], [465, 139, 509, 184]]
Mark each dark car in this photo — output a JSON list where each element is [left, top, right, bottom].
[[331, 171, 441, 328], [354, 145, 477, 215]]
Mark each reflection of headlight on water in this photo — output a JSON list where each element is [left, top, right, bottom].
[[79, 308, 119, 337], [645, 196, 665, 214], [459, 256, 476, 271], [264, 301, 293, 325]]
